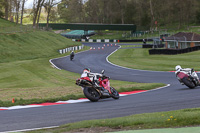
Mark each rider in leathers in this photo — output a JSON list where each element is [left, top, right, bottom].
[[70, 51, 74, 60], [81, 68, 107, 92], [175, 65, 200, 85]]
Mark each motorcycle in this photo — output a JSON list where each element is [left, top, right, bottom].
[[70, 52, 74, 61], [76, 70, 119, 102], [175, 70, 199, 89]]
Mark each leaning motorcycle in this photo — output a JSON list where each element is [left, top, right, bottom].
[[76, 70, 119, 102], [70, 54, 74, 61], [175, 70, 198, 89]]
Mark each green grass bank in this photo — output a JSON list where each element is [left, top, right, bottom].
[[27, 107, 200, 133], [109, 47, 200, 71]]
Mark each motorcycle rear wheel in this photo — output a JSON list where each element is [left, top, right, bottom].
[[110, 87, 119, 99], [83, 87, 100, 102], [182, 77, 195, 89]]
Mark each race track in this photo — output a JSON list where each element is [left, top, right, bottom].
[[1, 43, 200, 132]]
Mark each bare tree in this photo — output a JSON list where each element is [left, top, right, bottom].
[[20, 0, 26, 24], [32, 0, 45, 27], [14, 0, 21, 24], [36, 0, 45, 25], [149, 0, 155, 31], [4, 0, 9, 20], [116, 0, 125, 24], [44, 0, 60, 28]]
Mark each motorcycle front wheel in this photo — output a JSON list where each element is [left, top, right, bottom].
[[83, 87, 100, 102], [182, 77, 195, 89], [110, 87, 119, 99]]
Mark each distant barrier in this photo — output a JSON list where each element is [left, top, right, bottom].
[[143, 44, 164, 48], [58, 45, 84, 54], [149, 46, 200, 55], [72, 39, 118, 43], [38, 23, 136, 31], [119, 39, 153, 42], [72, 38, 153, 43]]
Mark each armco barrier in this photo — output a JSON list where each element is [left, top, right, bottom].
[[119, 39, 153, 42], [143, 44, 153, 48], [73, 39, 118, 43], [58, 45, 84, 54], [149, 46, 200, 55], [143, 44, 164, 48], [72, 39, 153, 43]]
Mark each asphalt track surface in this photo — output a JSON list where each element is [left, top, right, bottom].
[[1, 43, 200, 132]]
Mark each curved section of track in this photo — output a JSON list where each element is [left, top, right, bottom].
[[0, 43, 200, 132]]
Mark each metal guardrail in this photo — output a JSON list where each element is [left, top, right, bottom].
[[149, 46, 200, 55], [58, 45, 84, 54]]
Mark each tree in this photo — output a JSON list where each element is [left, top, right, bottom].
[[58, 0, 83, 23], [3, 0, 8, 19], [14, 0, 20, 24], [32, 0, 45, 27], [44, 0, 60, 28], [36, 0, 45, 25], [115, 0, 127, 24], [20, 0, 26, 24]]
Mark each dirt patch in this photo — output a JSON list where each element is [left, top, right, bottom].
[[54, 30, 64, 34], [64, 127, 132, 133]]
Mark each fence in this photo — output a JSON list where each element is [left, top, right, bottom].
[[72, 38, 153, 43], [149, 46, 200, 55], [58, 45, 84, 54]]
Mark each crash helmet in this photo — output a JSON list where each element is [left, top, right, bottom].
[[175, 65, 182, 71], [83, 68, 91, 73]]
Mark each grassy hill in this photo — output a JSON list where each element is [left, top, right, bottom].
[[0, 18, 18, 28], [0, 18, 83, 102], [0, 30, 80, 63], [0, 18, 164, 105], [0, 18, 81, 63]]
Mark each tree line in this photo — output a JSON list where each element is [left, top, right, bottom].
[[1, 0, 200, 30], [0, 0, 59, 27], [58, 0, 200, 30]]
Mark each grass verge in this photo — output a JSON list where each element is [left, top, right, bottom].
[[27, 107, 200, 133], [109, 48, 200, 71], [0, 55, 164, 107]]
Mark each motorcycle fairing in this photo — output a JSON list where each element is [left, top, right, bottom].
[[177, 72, 188, 79], [99, 78, 111, 93]]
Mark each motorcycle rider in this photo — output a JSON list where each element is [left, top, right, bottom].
[[175, 65, 200, 85], [81, 68, 107, 92], [70, 51, 74, 60]]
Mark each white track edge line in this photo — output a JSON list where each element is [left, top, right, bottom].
[[2, 84, 170, 133], [0, 126, 59, 133]]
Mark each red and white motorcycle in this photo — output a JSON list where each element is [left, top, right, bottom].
[[76, 70, 119, 102], [175, 69, 199, 89]]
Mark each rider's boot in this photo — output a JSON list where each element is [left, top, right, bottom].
[[179, 80, 184, 85]]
